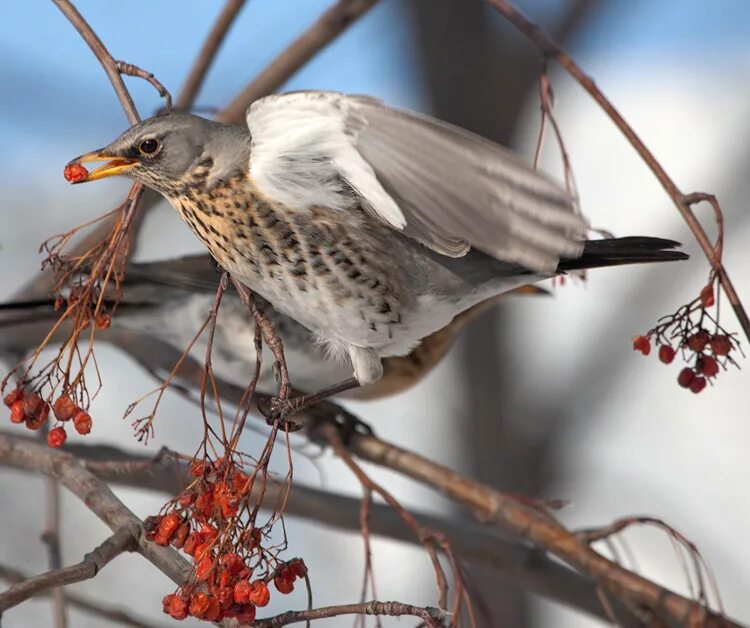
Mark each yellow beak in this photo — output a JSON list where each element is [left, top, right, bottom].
[[65, 150, 137, 183]]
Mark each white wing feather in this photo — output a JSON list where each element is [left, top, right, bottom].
[[246, 91, 588, 273]]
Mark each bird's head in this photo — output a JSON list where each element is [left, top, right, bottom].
[[66, 112, 249, 196]]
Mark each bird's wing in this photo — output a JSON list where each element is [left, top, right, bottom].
[[126, 254, 222, 293], [245, 91, 589, 273]]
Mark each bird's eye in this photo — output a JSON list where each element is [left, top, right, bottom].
[[138, 138, 160, 155]]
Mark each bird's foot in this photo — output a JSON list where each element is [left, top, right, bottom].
[[306, 401, 375, 447]]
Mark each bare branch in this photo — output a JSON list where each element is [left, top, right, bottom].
[[0, 525, 137, 612], [176, 0, 249, 111], [217, 0, 379, 123], [254, 600, 450, 627]]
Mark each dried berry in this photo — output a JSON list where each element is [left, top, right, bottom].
[[220, 552, 243, 575], [288, 559, 307, 579], [709, 335, 732, 356], [189, 592, 210, 618], [63, 163, 89, 183], [73, 410, 92, 435], [687, 331, 710, 352], [47, 427, 67, 448], [3, 388, 23, 408], [205, 596, 222, 621], [53, 395, 77, 421], [156, 513, 181, 545], [168, 595, 188, 620], [658, 345, 675, 364], [10, 400, 26, 424], [25, 413, 45, 430], [690, 376, 707, 394], [195, 556, 213, 581], [217, 586, 234, 610], [172, 522, 190, 549], [233, 579, 251, 604], [95, 312, 111, 330], [248, 580, 270, 607], [22, 392, 43, 417], [236, 604, 256, 624], [697, 355, 719, 378], [677, 368, 695, 389], [274, 574, 294, 594], [632, 335, 651, 355], [700, 284, 715, 308], [183, 531, 201, 556]]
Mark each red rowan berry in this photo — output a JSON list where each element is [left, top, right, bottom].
[[95, 312, 111, 330], [53, 395, 77, 421], [47, 426, 67, 448], [10, 400, 25, 424], [658, 345, 676, 364], [172, 522, 190, 549], [157, 513, 181, 543], [697, 355, 719, 378], [73, 410, 92, 435], [195, 491, 211, 515], [289, 559, 307, 579], [178, 489, 196, 508], [200, 523, 218, 542], [218, 569, 232, 588], [274, 575, 294, 594], [220, 552, 243, 575], [22, 393, 43, 417], [162, 594, 175, 614], [195, 556, 213, 581], [183, 531, 201, 556], [63, 163, 89, 183], [690, 376, 707, 394], [677, 368, 695, 388], [218, 586, 234, 609], [700, 284, 715, 308], [232, 470, 249, 492], [189, 460, 206, 477], [687, 331, 710, 352], [189, 592, 210, 618], [205, 596, 222, 621], [220, 493, 239, 518], [233, 579, 251, 604], [25, 414, 45, 430], [248, 580, 270, 607], [168, 596, 188, 620], [3, 388, 23, 408], [193, 543, 211, 562], [143, 515, 162, 541], [710, 335, 732, 356], [632, 335, 650, 355], [236, 604, 256, 624]]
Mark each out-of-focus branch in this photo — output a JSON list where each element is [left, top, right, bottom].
[[0, 563, 167, 628], [217, 0, 379, 123], [485, 0, 750, 342], [0, 525, 137, 612], [254, 600, 449, 627], [175, 0, 249, 111]]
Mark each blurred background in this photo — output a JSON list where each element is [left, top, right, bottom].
[[1, 1, 750, 626]]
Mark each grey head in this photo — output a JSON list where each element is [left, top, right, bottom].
[[66, 112, 250, 196]]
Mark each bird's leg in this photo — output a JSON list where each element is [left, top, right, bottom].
[[266, 377, 360, 422]]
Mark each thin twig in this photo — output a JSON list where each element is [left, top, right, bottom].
[[175, 0, 249, 111], [217, 0, 380, 123], [0, 525, 137, 612], [485, 0, 750, 343], [254, 600, 449, 628]]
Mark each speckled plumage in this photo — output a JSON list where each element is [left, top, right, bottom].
[[69, 92, 687, 384]]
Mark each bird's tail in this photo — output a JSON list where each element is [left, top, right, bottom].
[[557, 237, 688, 272]]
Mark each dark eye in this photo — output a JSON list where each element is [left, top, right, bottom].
[[138, 138, 160, 155]]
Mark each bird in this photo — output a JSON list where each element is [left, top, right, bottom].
[[0, 254, 548, 399], [66, 91, 688, 392]]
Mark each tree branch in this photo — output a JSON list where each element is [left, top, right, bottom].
[[0, 525, 137, 613], [175, 0, 249, 111], [254, 600, 450, 627], [217, 0, 379, 123]]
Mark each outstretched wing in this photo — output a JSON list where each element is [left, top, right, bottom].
[[246, 91, 588, 273]]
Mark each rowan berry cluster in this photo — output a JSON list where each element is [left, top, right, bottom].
[[633, 286, 740, 392], [146, 457, 307, 623], [3, 387, 92, 446]]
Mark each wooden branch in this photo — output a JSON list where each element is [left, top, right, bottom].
[[0, 433, 192, 588], [0, 525, 137, 612], [175, 0, 249, 111], [217, 0, 379, 123], [0, 563, 167, 628], [51, 0, 139, 124], [0, 431, 613, 622], [254, 600, 449, 627], [485, 0, 750, 343]]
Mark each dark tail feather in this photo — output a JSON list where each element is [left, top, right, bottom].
[[557, 236, 688, 272]]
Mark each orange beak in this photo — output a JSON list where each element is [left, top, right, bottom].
[[65, 150, 137, 183]]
